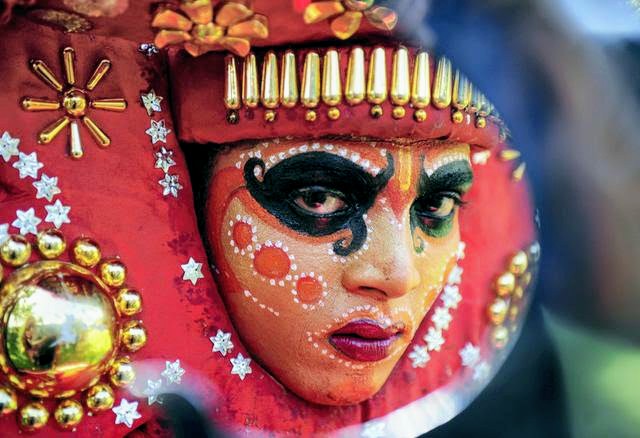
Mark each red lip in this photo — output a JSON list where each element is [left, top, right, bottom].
[[329, 319, 405, 362]]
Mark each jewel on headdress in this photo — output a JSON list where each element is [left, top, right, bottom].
[[21, 47, 127, 159], [152, 0, 268, 57]]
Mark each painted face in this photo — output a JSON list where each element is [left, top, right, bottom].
[[206, 139, 473, 405]]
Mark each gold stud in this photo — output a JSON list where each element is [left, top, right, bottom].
[[491, 326, 509, 349], [392, 106, 405, 119], [280, 51, 298, 108], [36, 228, 66, 259], [411, 52, 430, 109], [301, 52, 321, 108], [121, 321, 147, 352], [0, 386, 17, 415], [110, 358, 135, 387], [38, 116, 70, 144], [391, 46, 410, 106], [90, 98, 127, 112], [99, 259, 127, 287], [414, 108, 427, 122], [116, 288, 143, 316], [260, 51, 279, 109], [509, 251, 529, 275], [327, 107, 341, 120], [83, 115, 110, 147], [322, 49, 342, 106], [499, 149, 521, 161], [54, 399, 83, 429], [30, 59, 63, 91], [475, 116, 487, 129], [19, 402, 49, 431], [21, 97, 61, 111], [224, 55, 240, 110], [432, 57, 452, 109], [512, 162, 526, 182], [85, 383, 114, 412], [226, 109, 239, 124], [495, 271, 516, 297], [242, 53, 259, 108], [0, 235, 32, 267], [452, 110, 464, 124], [305, 109, 317, 122], [488, 298, 509, 325], [345, 47, 366, 105], [367, 47, 387, 104], [71, 238, 101, 268], [370, 104, 383, 118], [264, 109, 277, 122]]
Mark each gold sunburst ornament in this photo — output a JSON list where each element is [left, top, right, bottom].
[[151, 0, 269, 57], [21, 47, 127, 159], [303, 0, 397, 40]]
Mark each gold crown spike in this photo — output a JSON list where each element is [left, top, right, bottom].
[[411, 51, 430, 111], [261, 51, 279, 109], [367, 47, 388, 105], [280, 51, 299, 108], [322, 49, 343, 107], [224, 55, 240, 110], [62, 47, 76, 86], [345, 47, 366, 105], [452, 70, 472, 123], [391, 46, 410, 106], [30, 60, 64, 92], [433, 56, 453, 109], [301, 52, 321, 108], [242, 53, 259, 108]]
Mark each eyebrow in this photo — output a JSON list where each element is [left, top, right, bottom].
[[419, 160, 474, 194]]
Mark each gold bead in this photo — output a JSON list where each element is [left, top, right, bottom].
[[110, 358, 135, 387], [491, 326, 509, 349], [19, 402, 49, 431], [495, 272, 516, 297], [513, 285, 524, 300], [475, 116, 487, 129], [264, 109, 276, 122], [116, 288, 142, 316], [392, 106, 405, 119], [509, 305, 520, 322], [0, 235, 32, 267], [36, 228, 66, 259], [452, 110, 464, 124], [305, 109, 317, 122], [327, 107, 341, 120], [509, 251, 529, 275], [414, 109, 427, 122], [54, 399, 83, 429], [71, 238, 101, 268], [85, 383, 114, 412], [99, 259, 127, 287], [487, 298, 509, 325], [370, 104, 383, 118], [0, 386, 17, 415], [226, 109, 239, 124], [121, 321, 147, 352]]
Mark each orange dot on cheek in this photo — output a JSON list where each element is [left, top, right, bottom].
[[232, 222, 254, 249], [296, 277, 323, 303], [253, 247, 290, 279]]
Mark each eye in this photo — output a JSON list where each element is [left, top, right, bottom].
[[291, 186, 348, 216], [414, 192, 462, 221]]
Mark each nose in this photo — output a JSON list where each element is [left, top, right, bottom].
[[341, 224, 421, 300]]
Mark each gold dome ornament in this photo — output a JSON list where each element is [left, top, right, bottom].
[[0, 232, 147, 430], [21, 47, 127, 159], [152, 0, 269, 57], [303, 0, 398, 40]]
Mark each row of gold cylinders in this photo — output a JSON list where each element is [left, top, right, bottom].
[[224, 47, 497, 124]]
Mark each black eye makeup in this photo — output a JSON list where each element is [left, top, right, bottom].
[[244, 151, 394, 256], [411, 160, 473, 238]]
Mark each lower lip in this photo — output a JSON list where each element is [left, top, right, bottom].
[[329, 334, 400, 362]]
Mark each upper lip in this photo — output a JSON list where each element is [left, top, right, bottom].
[[331, 318, 406, 339]]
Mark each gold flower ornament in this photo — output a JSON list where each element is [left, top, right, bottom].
[[303, 0, 398, 40], [152, 0, 269, 57]]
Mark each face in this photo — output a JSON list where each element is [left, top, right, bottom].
[[206, 139, 473, 405]]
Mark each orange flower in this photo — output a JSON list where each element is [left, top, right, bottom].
[[303, 0, 397, 40], [152, 0, 268, 57]]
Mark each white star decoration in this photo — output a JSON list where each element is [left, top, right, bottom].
[[0, 223, 8, 244], [210, 330, 234, 356], [447, 265, 463, 285], [456, 241, 466, 260], [181, 257, 204, 285], [472, 150, 491, 165], [112, 399, 142, 428], [141, 90, 163, 116], [230, 353, 252, 380], [431, 307, 452, 330], [33, 174, 61, 201], [159, 173, 183, 198], [459, 342, 481, 368], [155, 147, 176, 173], [145, 119, 171, 144], [473, 361, 491, 382], [0, 131, 20, 162], [144, 379, 163, 405], [408, 345, 430, 368], [442, 284, 462, 309], [12, 208, 41, 235], [424, 327, 445, 352], [13, 151, 43, 179], [161, 359, 185, 384], [44, 200, 71, 228]]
